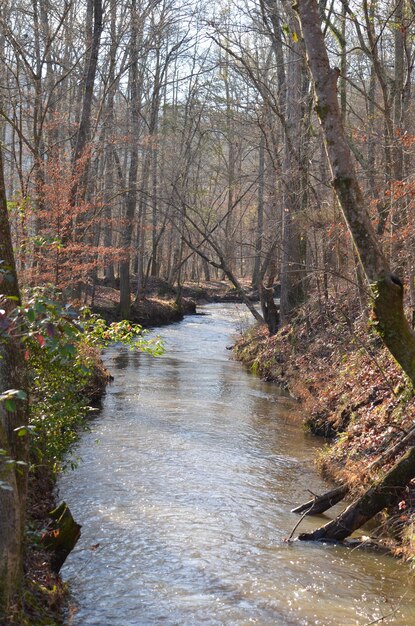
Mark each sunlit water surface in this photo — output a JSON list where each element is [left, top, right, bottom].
[[59, 304, 415, 625]]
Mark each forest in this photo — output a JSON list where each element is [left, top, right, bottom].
[[3, 0, 415, 623]]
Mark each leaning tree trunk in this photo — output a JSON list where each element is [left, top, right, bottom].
[[0, 145, 28, 615], [296, 0, 415, 386], [294, 0, 415, 541]]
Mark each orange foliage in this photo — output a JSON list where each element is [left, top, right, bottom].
[[16, 149, 129, 291]]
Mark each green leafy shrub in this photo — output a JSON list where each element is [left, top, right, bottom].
[[1, 289, 164, 474]]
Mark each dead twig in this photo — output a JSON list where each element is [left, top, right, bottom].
[[285, 504, 314, 543]]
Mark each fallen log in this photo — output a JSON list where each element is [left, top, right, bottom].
[[291, 484, 349, 515], [41, 501, 81, 573], [292, 426, 415, 518], [298, 446, 415, 542]]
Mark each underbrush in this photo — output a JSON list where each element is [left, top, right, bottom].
[[234, 298, 415, 560]]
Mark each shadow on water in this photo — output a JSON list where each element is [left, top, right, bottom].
[[60, 304, 415, 625], [110, 349, 142, 371]]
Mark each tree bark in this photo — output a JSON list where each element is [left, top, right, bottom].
[[0, 144, 28, 615], [264, 0, 308, 320], [119, 0, 143, 318], [252, 133, 265, 290], [260, 259, 279, 335], [72, 0, 103, 192], [291, 484, 349, 516]]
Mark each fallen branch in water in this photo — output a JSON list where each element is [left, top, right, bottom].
[[298, 446, 415, 542], [292, 424, 415, 519], [285, 505, 314, 543], [291, 484, 349, 516]]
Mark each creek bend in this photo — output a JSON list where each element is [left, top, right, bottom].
[[59, 304, 415, 625]]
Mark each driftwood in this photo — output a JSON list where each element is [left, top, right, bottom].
[[42, 501, 81, 573], [298, 446, 415, 542]]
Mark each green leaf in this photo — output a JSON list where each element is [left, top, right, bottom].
[[4, 399, 16, 412], [27, 308, 36, 322], [14, 390, 27, 400]]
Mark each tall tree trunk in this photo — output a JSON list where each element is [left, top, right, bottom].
[[71, 0, 103, 204], [102, 0, 118, 286], [252, 133, 265, 290], [264, 0, 308, 321], [119, 0, 142, 317], [0, 145, 28, 616], [223, 50, 236, 277]]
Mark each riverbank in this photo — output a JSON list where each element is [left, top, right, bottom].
[[90, 280, 253, 325], [234, 303, 415, 559], [5, 345, 111, 626], [91, 286, 195, 326]]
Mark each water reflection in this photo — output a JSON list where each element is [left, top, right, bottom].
[[60, 304, 415, 625]]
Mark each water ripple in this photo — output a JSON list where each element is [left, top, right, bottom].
[[60, 305, 415, 625]]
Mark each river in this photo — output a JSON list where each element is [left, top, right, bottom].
[[59, 304, 415, 625]]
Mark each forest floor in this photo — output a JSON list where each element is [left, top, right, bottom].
[[234, 298, 415, 560]]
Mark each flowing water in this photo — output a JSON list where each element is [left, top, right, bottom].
[[59, 304, 415, 625]]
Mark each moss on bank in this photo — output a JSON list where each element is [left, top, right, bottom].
[[234, 309, 415, 559]]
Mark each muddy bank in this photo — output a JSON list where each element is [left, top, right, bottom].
[[91, 286, 196, 326], [234, 307, 415, 558], [90, 280, 261, 325]]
